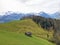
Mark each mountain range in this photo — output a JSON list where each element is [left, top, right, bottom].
[[0, 11, 60, 23], [38, 12, 51, 18], [0, 12, 24, 23], [50, 12, 60, 19]]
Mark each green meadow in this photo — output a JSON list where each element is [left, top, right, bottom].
[[0, 19, 55, 45]]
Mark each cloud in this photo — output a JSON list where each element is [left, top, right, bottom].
[[18, 0, 30, 3], [0, 0, 60, 15]]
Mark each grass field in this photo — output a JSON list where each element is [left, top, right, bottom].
[[0, 19, 55, 45], [0, 30, 55, 45]]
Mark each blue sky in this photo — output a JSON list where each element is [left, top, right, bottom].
[[0, 0, 60, 15]]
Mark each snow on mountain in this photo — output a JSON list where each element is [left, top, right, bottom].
[[50, 12, 60, 19], [0, 11, 60, 23], [38, 12, 51, 18]]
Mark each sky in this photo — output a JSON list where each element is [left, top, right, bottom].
[[0, 0, 60, 15]]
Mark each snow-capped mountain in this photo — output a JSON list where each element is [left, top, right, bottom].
[[50, 12, 60, 19], [0, 12, 24, 23], [38, 12, 51, 18], [0, 11, 35, 23], [0, 11, 60, 23]]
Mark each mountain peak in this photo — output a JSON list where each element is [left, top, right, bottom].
[[38, 11, 50, 18], [50, 12, 60, 19]]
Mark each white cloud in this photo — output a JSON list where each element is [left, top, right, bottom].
[[0, 0, 60, 15]]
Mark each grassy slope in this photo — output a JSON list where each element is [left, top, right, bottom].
[[0, 19, 55, 45], [0, 19, 48, 38], [0, 30, 54, 45]]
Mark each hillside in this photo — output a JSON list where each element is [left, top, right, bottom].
[[0, 30, 54, 45], [0, 19, 55, 45], [0, 19, 54, 39]]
